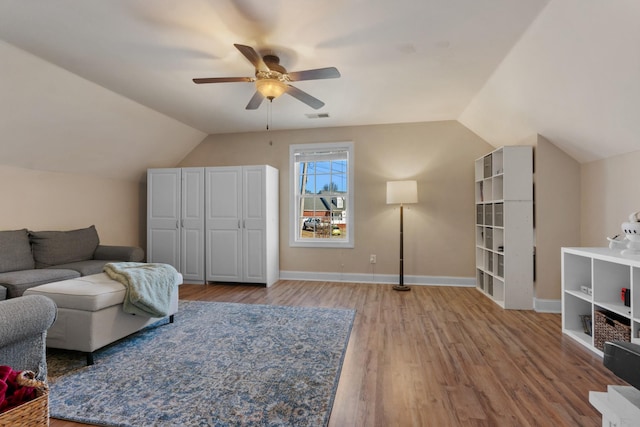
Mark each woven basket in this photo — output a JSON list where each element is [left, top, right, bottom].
[[0, 371, 49, 427], [594, 310, 631, 351]]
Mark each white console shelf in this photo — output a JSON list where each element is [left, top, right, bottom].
[[562, 247, 640, 356]]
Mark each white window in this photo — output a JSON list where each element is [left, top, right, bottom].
[[289, 142, 354, 248]]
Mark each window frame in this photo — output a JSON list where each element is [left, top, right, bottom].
[[289, 141, 354, 248]]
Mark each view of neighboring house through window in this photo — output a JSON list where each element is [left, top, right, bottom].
[[289, 142, 354, 248]]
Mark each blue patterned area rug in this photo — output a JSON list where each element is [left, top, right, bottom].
[[47, 300, 355, 426]]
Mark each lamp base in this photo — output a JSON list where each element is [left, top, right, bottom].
[[393, 284, 411, 291]]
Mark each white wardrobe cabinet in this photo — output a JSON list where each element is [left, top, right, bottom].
[[147, 165, 279, 286], [205, 165, 279, 286], [147, 168, 205, 283]]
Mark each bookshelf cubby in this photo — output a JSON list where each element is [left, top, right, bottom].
[[562, 247, 640, 355]]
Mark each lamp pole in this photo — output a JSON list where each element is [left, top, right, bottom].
[[394, 202, 410, 291]]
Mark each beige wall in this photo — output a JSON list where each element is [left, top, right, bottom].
[[581, 149, 640, 246], [179, 120, 492, 279], [533, 136, 581, 301], [0, 165, 143, 246]]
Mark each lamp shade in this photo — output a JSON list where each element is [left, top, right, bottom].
[[386, 180, 418, 204], [256, 79, 287, 99]]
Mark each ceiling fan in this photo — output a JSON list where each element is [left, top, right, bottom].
[[193, 44, 340, 110]]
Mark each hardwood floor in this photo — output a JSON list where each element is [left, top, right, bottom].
[[50, 281, 623, 426]]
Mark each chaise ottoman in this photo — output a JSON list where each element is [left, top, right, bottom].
[[23, 272, 182, 364]]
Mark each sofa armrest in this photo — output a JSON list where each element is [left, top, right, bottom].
[[94, 245, 144, 262], [0, 295, 56, 347], [0, 295, 57, 379], [0, 285, 6, 301]]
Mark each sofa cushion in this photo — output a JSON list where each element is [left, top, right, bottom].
[[24, 273, 126, 312], [94, 245, 145, 262], [50, 260, 112, 276], [0, 229, 35, 273], [30, 225, 99, 268], [0, 269, 80, 298]]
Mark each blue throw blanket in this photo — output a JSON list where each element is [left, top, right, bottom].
[[103, 262, 179, 318]]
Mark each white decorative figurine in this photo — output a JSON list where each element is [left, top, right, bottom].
[[609, 211, 640, 255]]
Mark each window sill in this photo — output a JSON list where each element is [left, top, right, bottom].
[[289, 240, 354, 249]]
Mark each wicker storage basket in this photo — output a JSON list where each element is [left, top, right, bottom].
[[594, 310, 631, 351], [0, 371, 49, 427]]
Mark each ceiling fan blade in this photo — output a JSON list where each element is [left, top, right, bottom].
[[234, 44, 268, 71], [288, 67, 341, 81], [193, 77, 252, 84], [286, 85, 325, 109], [246, 91, 265, 110]]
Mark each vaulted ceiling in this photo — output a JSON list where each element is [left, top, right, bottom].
[[1, 0, 638, 181]]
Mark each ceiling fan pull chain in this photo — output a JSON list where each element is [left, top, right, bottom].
[[266, 100, 272, 131]]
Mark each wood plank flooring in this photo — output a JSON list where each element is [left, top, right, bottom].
[[50, 281, 624, 426]]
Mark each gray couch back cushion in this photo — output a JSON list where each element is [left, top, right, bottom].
[[0, 229, 35, 273], [30, 225, 100, 268]]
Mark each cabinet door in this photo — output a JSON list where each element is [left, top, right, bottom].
[[147, 169, 181, 270], [180, 168, 205, 282], [206, 167, 242, 282], [243, 166, 266, 283]]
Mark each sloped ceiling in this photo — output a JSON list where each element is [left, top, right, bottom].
[[0, 40, 206, 181], [460, 0, 640, 163], [0, 0, 638, 177]]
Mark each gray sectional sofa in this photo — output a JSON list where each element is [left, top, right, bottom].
[[0, 225, 144, 300]]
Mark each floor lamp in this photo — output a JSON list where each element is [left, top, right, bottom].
[[386, 180, 418, 291]]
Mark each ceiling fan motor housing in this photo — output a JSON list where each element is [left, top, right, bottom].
[[257, 54, 289, 85]]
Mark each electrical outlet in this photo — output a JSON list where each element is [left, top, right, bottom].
[[370, 254, 376, 264]]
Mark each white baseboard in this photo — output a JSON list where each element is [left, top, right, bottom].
[[279, 270, 476, 287], [534, 298, 561, 313]]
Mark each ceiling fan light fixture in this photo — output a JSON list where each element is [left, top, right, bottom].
[[256, 78, 287, 100]]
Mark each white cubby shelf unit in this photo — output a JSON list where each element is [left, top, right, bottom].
[[475, 146, 533, 310], [562, 247, 640, 356]]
